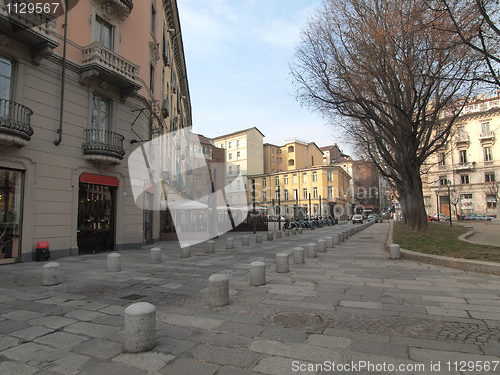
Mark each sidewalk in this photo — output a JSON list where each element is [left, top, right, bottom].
[[460, 221, 500, 247], [0, 222, 499, 374]]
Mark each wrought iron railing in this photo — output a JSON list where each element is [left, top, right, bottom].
[[83, 129, 125, 158], [0, 99, 34, 139], [120, 0, 134, 11]]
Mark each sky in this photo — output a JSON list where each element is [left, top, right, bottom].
[[177, 0, 352, 154]]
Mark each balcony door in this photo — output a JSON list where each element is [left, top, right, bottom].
[[91, 95, 109, 143]]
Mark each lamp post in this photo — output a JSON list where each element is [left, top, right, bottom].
[[252, 179, 256, 234], [278, 185, 281, 230], [435, 190, 440, 223], [447, 180, 452, 227]]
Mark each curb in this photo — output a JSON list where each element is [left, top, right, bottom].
[[388, 221, 500, 276]]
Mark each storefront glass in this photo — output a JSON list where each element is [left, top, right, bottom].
[[0, 169, 22, 263]]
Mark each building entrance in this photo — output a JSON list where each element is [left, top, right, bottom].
[[0, 169, 23, 264], [77, 174, 117, 254]]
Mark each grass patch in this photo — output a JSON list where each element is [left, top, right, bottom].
[[393, 221, 500, 263]]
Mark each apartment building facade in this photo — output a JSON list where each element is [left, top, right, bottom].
[[422, 93, 500, 219], [0, 0, 191, 263], [213, 127, 264, 206]]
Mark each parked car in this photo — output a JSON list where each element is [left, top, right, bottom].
[[352, 214, 363, 224], [268, 215, 285, 222], [464, 213, 493, 220], [367, 214, 381, 223], [428, 213, 450, 222]]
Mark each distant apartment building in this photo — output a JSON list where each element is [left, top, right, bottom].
[[422, 93, 500, 219], [356, 160, 382, 215], [0, 0, 192, 263], [213, 127, 264, 206]]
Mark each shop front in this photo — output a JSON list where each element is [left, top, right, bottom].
[[0, 168, 23, 264]]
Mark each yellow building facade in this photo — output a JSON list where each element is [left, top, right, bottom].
[[248, 165, 351, 220]]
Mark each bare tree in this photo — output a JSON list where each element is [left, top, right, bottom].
[[430, 0, 500, 88], [291, 0, 480, 232]]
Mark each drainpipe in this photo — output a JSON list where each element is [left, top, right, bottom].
[[54, 0, 69, 146]]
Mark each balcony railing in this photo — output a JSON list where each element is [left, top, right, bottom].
[[454, 162, 475, 171], [83, 129, 125, 164], [81, 42, 141, 97], [0, 1, 58, 63], [0, 99, 34, 146], [479, 130, 495, 141], [454, 132, 469, 143]]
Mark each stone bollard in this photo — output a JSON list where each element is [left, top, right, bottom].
[[291, 228, 297, 235], [226, 238, 234, 249], [150, 248, 162, 264], [250, 261, 266, 286], [206, 240, 215, 253], [343, 230, 349, 239], [276, 231, 283, 239], [325, 237, 334, 249], [307, 243, 318, 258], [293, 247, 305, 264], [318, 239, 326, 252], [124, 302, 156, 353], [298, 228, 303, 234], [339, 233, 344, 242], [389, 244, 401, 259], [256, 234, 262, 243], [242, 236, 250, 246], [333, 234, 340, 245], [107, 253, 121, 272], [276, 253, 289, 273], [181, 247, 191, 258], [208, 274, 230, 306], [267, 232, 274, 241], [43, 262, 60, 286]]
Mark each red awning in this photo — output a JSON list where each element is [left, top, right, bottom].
[[80, 173, 119, 187]]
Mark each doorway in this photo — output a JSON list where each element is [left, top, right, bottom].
[[77, 181, 116, 254], [0, 168, 23, 264]]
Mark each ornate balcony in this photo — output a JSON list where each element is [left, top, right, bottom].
[[80, 42, 141, 99], [454, 162, 475, 171], [0, 1, 58, 64], [454, 132, 469, 144], [0, 99, 34, 147], [82, 129, 125, 164], [479, 130, 495, 143]]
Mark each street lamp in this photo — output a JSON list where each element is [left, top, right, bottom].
[[435, 190, 440, 223], [446, 180, 453, 227]]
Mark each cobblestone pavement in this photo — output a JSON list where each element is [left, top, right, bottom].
[[0, 222, 499, 375]]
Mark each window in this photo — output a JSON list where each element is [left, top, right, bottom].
[[438, 153, 445, 166], [302, 174, 307, 183], [459, 150, 467, 164], [328, 186, 333, 198], [95, 17, 113, 49], [237, 151, 240, 158], [228, 153, 232, 160], [303, 189, 308, 199], [293, 174, 298, 184], [151, 4, 157, 35], [272, 157, 275, 162], [228, 166, 232, 175], [312, 172, 318, 182], [275, 190, 280, 201], [149, 65, 155, 95], [327, 171, 333, 182], [288, 159, 294, 166], [484, 147, 493, 162], [461, 175, 469, 184], [236, 140, 240, 148], [262, 178, 266, 187], [284, 190, 289, 200], [228, 142, 232, 148], [440, 178, 448, 186], [481, 122, 490, 132], [237, 165, 240, 174], [283, 175, 288, 185], [272, 148, 274, 153], [313, 187, 318, 199], [311, 156, 314, 165], [288, 146, 294, 153], [275, 176, 279, 186], [262, 191, 267, 202], [485, 173, 496, 182], [91, 95, 110, 142], [0, 57, 13, 102], [293, 189, 298, 200], [487, 195, 497, 208]]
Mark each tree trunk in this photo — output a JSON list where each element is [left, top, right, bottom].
[[399, 171, 429, 233]]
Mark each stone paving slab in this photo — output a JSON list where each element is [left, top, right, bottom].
[[0, 222, 499, 374]]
